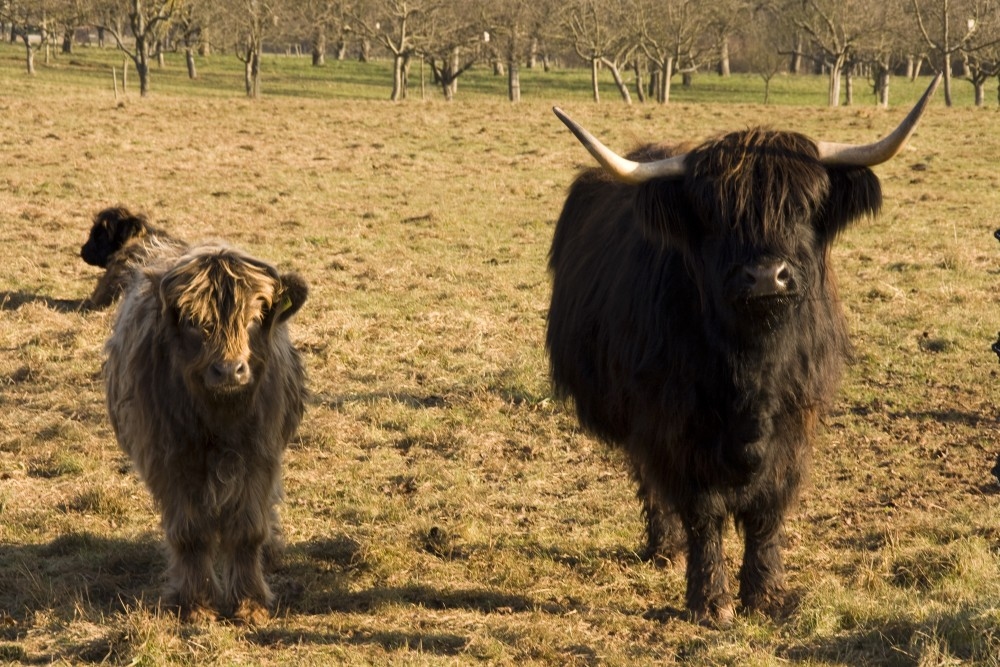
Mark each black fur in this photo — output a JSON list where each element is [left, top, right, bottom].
[[80, 206, 183, 308], [547, 130, 881, 625]]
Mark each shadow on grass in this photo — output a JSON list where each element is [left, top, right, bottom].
[[0, 290, 89, 313], [780, 605, 999, 666], [0, 532, 577, 662], [0, 531, 164, 645]]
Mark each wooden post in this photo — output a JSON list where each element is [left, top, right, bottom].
[[112, 66, 119, 101], [122, 57, 128, 91]]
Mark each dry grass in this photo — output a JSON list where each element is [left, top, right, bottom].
[[1, 54, 999, 665]]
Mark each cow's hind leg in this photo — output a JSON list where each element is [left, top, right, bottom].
[[638, 480, 685, 565], [220, 504, 273, 625], [680, 496, 734, 627], [736, 509, 787, 617]]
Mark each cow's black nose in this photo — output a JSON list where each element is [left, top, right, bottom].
[[207, 360, 251, 387], [743, 261, 792, 297]]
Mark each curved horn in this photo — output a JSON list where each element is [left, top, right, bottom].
[[553, 107, 687, 184], [816, 74, 941, 167]]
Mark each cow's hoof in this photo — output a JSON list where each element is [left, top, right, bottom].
[[689, 601, 736, 629], [174, 603, 218, 624], [741, 588, 790, 620], [232, 598, 271, 626]]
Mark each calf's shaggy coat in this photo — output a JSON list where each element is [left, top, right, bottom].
[[104, 242, 307, 623]]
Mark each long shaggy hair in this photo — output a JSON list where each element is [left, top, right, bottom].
[[104, 242, 308, 624], [547, 130, 882, 625], [80, 206, 185, 308]]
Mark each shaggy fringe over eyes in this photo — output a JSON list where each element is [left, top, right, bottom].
[[688, 129, 831, 247], [158, 246, 279, 336]]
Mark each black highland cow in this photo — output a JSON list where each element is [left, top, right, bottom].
[[546, 77, 940, 626], [80, 206, 185, 308]]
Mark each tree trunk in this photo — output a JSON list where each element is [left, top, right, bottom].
[[844, 67, 853, 105], [97, 26, 105, 48], [22, 38, 35, 75], [527, 36, 538, 68], [942, 51, 953, 106], [135, 38, 151, 96], [62, 29, 72, 54], [590, 57, 600, 102], [876, 69, 889, 108], [827, 56, 844, 107], [975, 81, 984, 106], [507, 57, 520, 102], [359, 38, 370, 62], [391, 53, 405, 101], [448, 47, 459, 98], [251, 49, 261, 98], [661, 57, 674, 103], [718, 37, 730, 76], [185, 47, 197, 79], [790, 32, 802, 74], [634, 59, 646, 103], [312, 25, 326, 66], [602, 58, 631, 104]]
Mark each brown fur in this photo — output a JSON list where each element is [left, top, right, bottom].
[[80, 206, 186, 308], [104, 242, 308, 624]]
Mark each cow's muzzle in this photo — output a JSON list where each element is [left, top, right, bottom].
[[204, 359, 252, 393], [728, 259, 795, 302]]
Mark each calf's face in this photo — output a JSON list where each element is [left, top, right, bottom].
[[81, 207, 149, 267], [149, 248, 307, 403]]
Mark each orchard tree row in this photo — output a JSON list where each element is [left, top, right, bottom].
[[3, 0, 1000, 106]]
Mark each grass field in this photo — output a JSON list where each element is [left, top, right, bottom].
[[1, 42, 999, 665]]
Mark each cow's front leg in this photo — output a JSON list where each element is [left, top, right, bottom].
[[162, 508, 220, 622], [220, 502, 273, 625], [737, 509, 787, 617], [680, 499, 734, 627]]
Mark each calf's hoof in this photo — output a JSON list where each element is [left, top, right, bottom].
[[232, 597, 271, 626]]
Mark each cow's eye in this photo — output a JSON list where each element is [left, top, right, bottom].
[[178, 316, 203, 338]]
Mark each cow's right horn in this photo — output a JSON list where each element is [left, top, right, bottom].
[[553, 107, 687, 184], [815, 74, 941, 167]]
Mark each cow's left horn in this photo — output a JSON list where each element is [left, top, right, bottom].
[[816, 74, 941, 167], [553, 107, 687, 184]]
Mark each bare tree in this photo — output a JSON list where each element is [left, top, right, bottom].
[[0, 0, 57, 74], [421, 5, 484, 101], [483, 0, 549, 102], [172, 0, 210, 78], [97, 0, 180, 97], [744, 5, 786, 103], [912, 0, 1000, 105], [352, 0, 440, 101], [790, 0, 883, 106], [563, 0, 637, 103], [635, 0, 709, 104]]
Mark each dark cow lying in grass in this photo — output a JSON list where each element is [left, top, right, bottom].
[[547, 76, 939, 625], [80, 206, 185, 308], [104, 242, 308, 624]]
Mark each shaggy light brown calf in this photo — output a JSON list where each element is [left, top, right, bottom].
[[104, 242, 308, 624]]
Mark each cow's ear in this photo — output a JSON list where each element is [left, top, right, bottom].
[[819, 167, 882, 239], [113, 215, 146, 246], [272, 273, 308, 324], [634, 179, 698, 250]]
